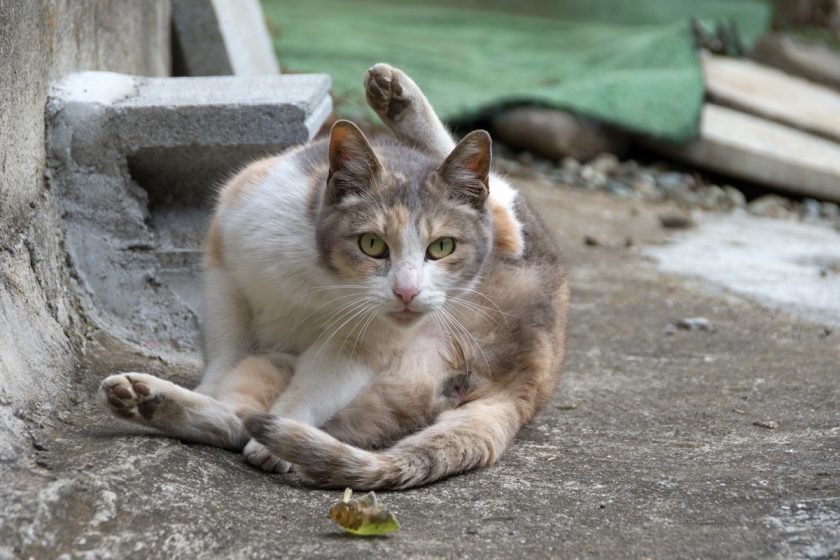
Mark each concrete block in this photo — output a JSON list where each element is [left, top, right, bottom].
[[172, 0, 280, 76], [46, 71, 332, 358]]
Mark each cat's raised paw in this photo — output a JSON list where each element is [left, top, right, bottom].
[[365, 63, 413, 121], [99, 373, 165, 421], [243, 438, 292, 473]]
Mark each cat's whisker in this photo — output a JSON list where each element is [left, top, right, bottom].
[[320, 298, 377, 337], [317, 295, 375, 328], [312, 297, 375, 358], [433, 310, 468, 371], [349, 306, 380, 358], [447, 297, 503, 327], [453, 287, 513, 327], [314, 298, 377, 362], [338, 303, 378, 359], [310, 284, 369, 293], [439, 307, 491, 375], [298, 291, 370, 325]]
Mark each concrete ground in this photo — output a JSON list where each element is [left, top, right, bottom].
[[2, 178, 839, 559]]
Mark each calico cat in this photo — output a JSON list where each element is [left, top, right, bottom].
[[99, 64, 569, 489]]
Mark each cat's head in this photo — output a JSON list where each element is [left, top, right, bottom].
[[316, 120, 493, 328]]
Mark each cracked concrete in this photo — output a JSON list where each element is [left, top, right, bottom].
[[2, 178, 838, 559], [45, 71, 331, 361]]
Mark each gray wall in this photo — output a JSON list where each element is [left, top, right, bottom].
[[0, 0, 171, 455]]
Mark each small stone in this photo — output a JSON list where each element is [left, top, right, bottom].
[[723, 186, 747, 208], [584, 235, 601, 247], [631, 173, 660, 200], [606, 180, 634, 198], [664, 323, 677, 336], [800, 198, 822, 222], [698, 185, 728, 211], [753, 419, 779, 430], [659, 212, 695, 229], [748, 194, 793, 218], [671, 317, 714, 332], [657, 171, 694, 192], [579, 166, 607, 189], [561, 156, 580, 173], [820, 202, 839, 220], [589, 153, 620, 176]]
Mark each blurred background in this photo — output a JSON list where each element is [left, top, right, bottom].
[[259, 0, 840, 216]]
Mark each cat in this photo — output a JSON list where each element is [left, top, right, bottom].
[[99, 63, 569, 489]]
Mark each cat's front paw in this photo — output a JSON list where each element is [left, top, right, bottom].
[[365, 63, 413, 121], [243, 438, 291, 474], [99, 373, 166, 421]]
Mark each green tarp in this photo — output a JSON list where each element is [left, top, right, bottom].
[[262, 0, 770, 141]]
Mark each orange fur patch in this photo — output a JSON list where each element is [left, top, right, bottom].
[[218, 356, 292, 414], [389, 204, 410, 233], [490, 200, 522, 255], [203, 214, 224, 270], [205, 156, 280, 269], [217, 156, 280, 209]]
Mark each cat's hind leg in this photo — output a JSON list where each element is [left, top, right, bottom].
[[99, 372, 248, 450], [365, 63, 456, 158], [200, 354, 295, 473]]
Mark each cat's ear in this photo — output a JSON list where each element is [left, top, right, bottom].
[[438, 130, 491, 210], [327, 120, 381, 203]]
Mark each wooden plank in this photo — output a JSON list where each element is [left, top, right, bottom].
[[752, 33, 840, 92], [650, 104, 840, 202], [703, 54, 840, 144]]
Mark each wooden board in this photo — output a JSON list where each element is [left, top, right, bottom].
[[752, 33, 840, 93], [703, 54, 840, 144], [651, 104, 840, 202]]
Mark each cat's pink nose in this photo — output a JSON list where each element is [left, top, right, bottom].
[[393, 286, 419, 305]]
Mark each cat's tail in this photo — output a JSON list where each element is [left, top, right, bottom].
[[244, 395, 523, 490]]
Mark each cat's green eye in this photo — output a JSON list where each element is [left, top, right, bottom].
[[427, 237, 455, 260], [359, 233, 389, 258]]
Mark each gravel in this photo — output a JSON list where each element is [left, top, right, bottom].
[[495, 147, 840, 230]]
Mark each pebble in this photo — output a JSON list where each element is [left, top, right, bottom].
[[800, 198, 822, 221], [631, 173, 660, 200], [748, 195, 793, 219], [659, 212, 695, 229], [589, 153, 620, 176], [821, 202, 839, 220], [495, 145, 837, 228], [561, 157, 580, 173], [671, 317, 714, 332], [606, 180, 634, 198], [657, 171, 694, 192], [723, 185, 747, 208], [753, 419, 779, 430]]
